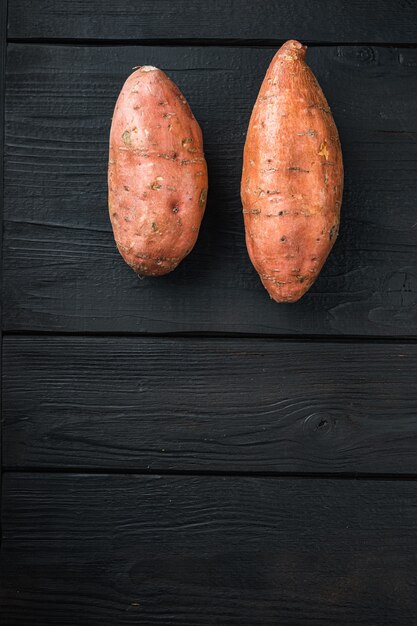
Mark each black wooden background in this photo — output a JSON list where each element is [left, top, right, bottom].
[[1, 1, 417, 624]]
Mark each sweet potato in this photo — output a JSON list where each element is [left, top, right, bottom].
[[108, 66, 208, 276], [241, 40, 343, 302]]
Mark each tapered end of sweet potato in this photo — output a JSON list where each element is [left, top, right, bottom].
[[260, 278, 312, 304], [276, 40, 307, 62]]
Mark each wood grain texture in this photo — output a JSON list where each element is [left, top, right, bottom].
[[4, 336, 417, 472], [0, 0, 7, 524], [4, 44, 417, 334], [7, 0, 417, 43], [2, 473, 417, 625]]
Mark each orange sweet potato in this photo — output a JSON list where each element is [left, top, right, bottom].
[[241, 40, 343, 302], [109, 66, 208, 276]]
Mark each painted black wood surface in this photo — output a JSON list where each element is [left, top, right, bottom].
[[0, 0, 7, 521], [2, 1, 417, 625], [4, 44, 417, 334], [2, 474, 417, 626], [3, 336, 417, 473], [8, 0, 417, 44]]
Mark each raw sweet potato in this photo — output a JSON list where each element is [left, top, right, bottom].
[[108, 66, 208, 276], [241, 40, 343, 302]]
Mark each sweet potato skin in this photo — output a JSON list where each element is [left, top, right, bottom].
[[241, 40, 343, 302], [109, 66, 208, 276]]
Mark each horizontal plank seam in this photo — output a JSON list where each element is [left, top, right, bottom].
[[3, 330, 417, 343], [6, 38, 417, 48], [4, 468, 417, 481]]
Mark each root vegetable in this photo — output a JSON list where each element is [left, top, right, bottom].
[[241, 40, 343, 302], [109, 66, 208, 276]]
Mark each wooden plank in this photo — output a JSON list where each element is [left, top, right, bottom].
[[0, 0, 8, 517], [3, 335, 417, 473], [7, 0, 417, 44], [4, 44, 417, 335], [2, 473, 417, 625]]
